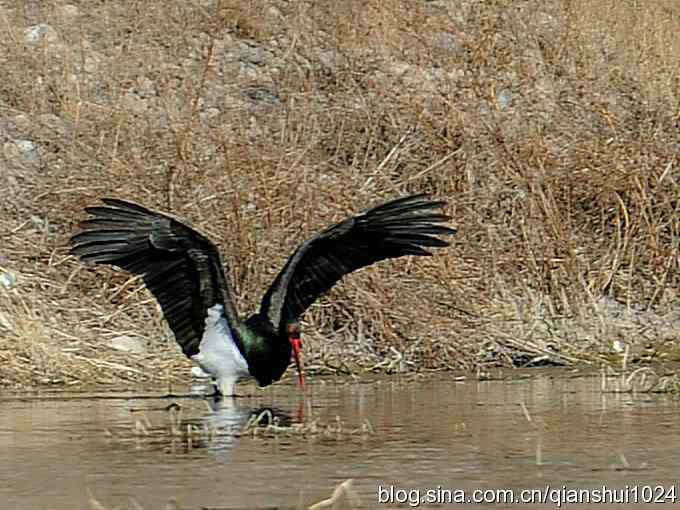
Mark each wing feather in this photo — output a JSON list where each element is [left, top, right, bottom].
[[258, 193, 456, 333], [69, 199, 242, 358]]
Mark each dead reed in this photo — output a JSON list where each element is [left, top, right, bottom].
[[107, 404, 375, 447], [2, 0, 680, 387]]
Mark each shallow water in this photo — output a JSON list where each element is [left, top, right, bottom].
[[2, 371, 679, 509]]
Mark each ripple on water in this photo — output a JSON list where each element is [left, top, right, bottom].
[[1, 371, 679, 509]]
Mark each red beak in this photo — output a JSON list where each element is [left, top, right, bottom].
[[289, 336, 305, 389]]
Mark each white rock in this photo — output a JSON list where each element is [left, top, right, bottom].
[[612, 339, 626, 353], [0, 271, 17, 289], [24, 24, 59, 45]]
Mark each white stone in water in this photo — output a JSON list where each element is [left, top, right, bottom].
[[107, 335, 146, 354]]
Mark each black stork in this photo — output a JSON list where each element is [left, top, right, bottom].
[[69, 194, 455, 396]]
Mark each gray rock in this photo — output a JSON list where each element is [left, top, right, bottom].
[[10, 114, 32, 134], [242, 86, 279, 106], [37, 113, 68, 136], [433, 31, 458, 52], [133, 77, 157, 99], [107, 335, 146, 354], [496, 88, 513, 111], [238, 42, 269, 66], [318, 49, 344, 72], [267, 6, 283, 21], [2, 139, 41, 173]]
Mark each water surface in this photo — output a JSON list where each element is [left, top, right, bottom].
[[1, 371, 679, 509]]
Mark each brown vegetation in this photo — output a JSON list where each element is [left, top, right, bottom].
[[1, 0, 680, 388]]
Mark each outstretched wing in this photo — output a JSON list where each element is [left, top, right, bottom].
[[69, 198, 241, 357], [258, 193, 456, 334]]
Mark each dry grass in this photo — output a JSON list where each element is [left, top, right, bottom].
[[111, 405, 375, 445], [2, 0, 680, 387]]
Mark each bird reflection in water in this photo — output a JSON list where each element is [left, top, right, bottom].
[[159, 397, 305, 453]]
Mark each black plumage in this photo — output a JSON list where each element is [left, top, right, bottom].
[[70, 199, 242, 358], [257, 194, 455, 334], [69, 193, 455, 391]]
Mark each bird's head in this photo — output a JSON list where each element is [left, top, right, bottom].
[[287, 321, 305, 389]]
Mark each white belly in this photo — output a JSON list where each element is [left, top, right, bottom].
[[190, 304, 251, 392]]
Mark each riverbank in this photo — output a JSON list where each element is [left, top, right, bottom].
[[2, 1, 680, 387]]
